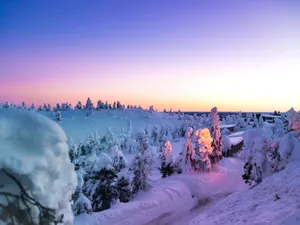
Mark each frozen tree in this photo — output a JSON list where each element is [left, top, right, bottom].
[[96, 100, 103, 110], [55, 111, 61, 121], [287, 108, 300, 132], [104, 101, 109, 109], [267, 139, 282, 173], [37, 105, 43, 112], [149, 105, 154, 113], [108, 104, 112, 109], [115, 173, 132, 203], [241, 129, 269, 186], [3, 101, 10, 108], [272, 118, 285, 139], [75, 101, 83, 110], [209, 107, 222, 164], [113, 102, 117, 109], [111, 145, 127, 172], [132, 132, 152, 194], [117, 101, 122, 109], [163, 109, 167, 113], [85, 97, 93, 110], [151, 125, 160, 146], [29, 103, 35, 111], [21, 101, 27, 109], [193, 128, 213, 171], [160, 141, 174, 178], [103, 127, 119, 151]]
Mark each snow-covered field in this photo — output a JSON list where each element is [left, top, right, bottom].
[[0, 106, 299, 225]]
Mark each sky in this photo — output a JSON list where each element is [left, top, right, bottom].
[[1, 0, 300, 112]]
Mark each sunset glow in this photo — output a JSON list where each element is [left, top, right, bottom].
[[1, 0, 300, 112]]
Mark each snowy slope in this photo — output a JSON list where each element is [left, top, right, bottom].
[[74, 158, 247, 225], [40, 110, 181, 142], [188, 161, 300, 225]]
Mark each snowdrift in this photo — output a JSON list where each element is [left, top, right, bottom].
[[189, 160, 300, 225], [74, 158, 247, 225], [0, 109, 77, 225]]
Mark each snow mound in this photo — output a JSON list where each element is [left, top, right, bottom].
[[0, 109, 77, 224], [188, 161, 300, 225]]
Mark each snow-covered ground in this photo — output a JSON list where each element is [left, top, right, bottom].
[[74, 158, 247, 225], [39, 110, 181, 142], [188, 160, 300, 225]]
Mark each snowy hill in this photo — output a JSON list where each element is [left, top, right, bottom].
[[39, 110, 181, 142]]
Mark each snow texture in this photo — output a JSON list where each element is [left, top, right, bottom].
[[0, 109, 77, 225]]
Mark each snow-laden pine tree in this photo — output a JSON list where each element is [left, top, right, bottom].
[[193, 128, 213, 171], [3, 101, 10, 108], [37, 105, 43, 112], [72, 168, 92, 215], [160, 141, 174, 178], [287, 108, 300, 132], [21, 101, 27, 109], [115, 172, 132, 203], [75, 101, 83, 110], [221, 135, 231, 157], [209, 107, 222, 164], [30, 103, 36, 111], [111, 145, 127, 172], [56, 111, 61, 121], [174, 127, 195, 173], [241, 129, 269, 186], [151, 125, 160, 146], [259, 115, 264, 128], [113, 102, 117, 109], [83, 153, 118, 212], [96, 100, 103, 110], [85, 97, 93, 110], [132, 132, 152, 194]]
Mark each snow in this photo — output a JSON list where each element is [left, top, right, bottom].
[[229, 136, 243, 145], [39, 110, 181, 142], [188, 160, 300, 225], [228, 131, 245, 137], [74, 158, 247, 225], [220, 124, 235, 129], [260, 113, 282, 119], [0, 109, 77, 225]]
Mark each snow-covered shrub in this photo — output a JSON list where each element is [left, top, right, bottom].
[[209, 107, 222, 164], [72, 192, 92, 216], [277, 131, 300, 167], [241, 129, 269, 186], [132, 132, 152, 194], [193, 128, 213, 172], [287, 108, 300, 132], [0, 109, 77, 225], [151, 125, 160, 146], [160, 141, 174, 178], [75, 101, 83, 110]]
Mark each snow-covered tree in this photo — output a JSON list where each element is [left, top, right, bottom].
[[113, 102, 117, 109], [111, 145, 127, 172], [272, 118, 285, 139], [115, 173, 132, 203], [193, 128, 213, 171], [174, 127, 195, 173], [85, 97, 93, 110], [3, 101, 10, 108], [259, 115, 264, 128], [209, 107, 222, 164], [160, 141, 174, 178], [241, 129, 269, 186], [96, 100, 103, 110], [55, 111, 61, 121], [37, 105, 43, 112], [117, 101, 122, 109], [21, 101, 27, 109], [75, 101, 83, 110], [287, 108, 300, 132], [151, 125, 160, 146], [132, 132, 152, 194]]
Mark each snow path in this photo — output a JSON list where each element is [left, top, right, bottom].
[[74, 158, 247, 225]]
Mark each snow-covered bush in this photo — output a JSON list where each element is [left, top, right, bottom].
[[115, 172, 132, 203], [272, 118, 285, 139], [0, 109, 77, 225], [151, 125, 160, 146], [55, 111, 61, 121], [160, 141, 174, 178], [85, 97, 94, 110], [75, 101, 83, 110]]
